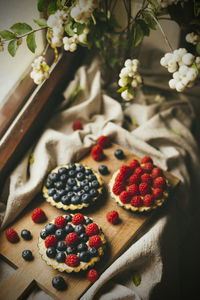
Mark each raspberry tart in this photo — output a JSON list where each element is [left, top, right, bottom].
[[38, 214, 107, 273], [43, 163, 103, 211], [109, 156, 170, 212]]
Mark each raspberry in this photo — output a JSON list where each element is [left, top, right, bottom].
[[131, 195, 142, 207], [143, 194, 154, 206], [97, 136, 110, 148], [129, 159, 140, 170], [65, 254, 80, 267], [54, 216, 66, 228], [87, 269, 99, 283], [5, 228, 19, 243], [141, 156, 153, 164], [66, 232, 79, 246], [128, 184, 139, 196], [72, 120, 83, 131], [119, 191, 131, 203], [134, 167, 143, 177], [45, 235, 57, 248], [141, 173, 152, 184], [151, 167, 163, 179], [153, 177, 166, 188], [106, 210, 119, 224], [153, 188, 163, 199], [128, 174, 140, 185], [112, 181, 125, 195], [72, 213, 85, 225], [31, 208, 46, 223], [91, 145, 104, 161], [139, 182, 150, 196], [85, 223, 99, 236], [142, 163, 154, 173], [89, 235, 102, 248], [119, 166, 133, 179]]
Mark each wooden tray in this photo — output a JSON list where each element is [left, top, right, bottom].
[[0, 144, 179, 300]]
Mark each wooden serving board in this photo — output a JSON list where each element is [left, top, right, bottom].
[[0, 144, 179, 300]]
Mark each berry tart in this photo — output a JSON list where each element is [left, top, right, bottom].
[[38, 214, 107, 273], [109, 156, 170, 212], [43, 163, 103, 211]]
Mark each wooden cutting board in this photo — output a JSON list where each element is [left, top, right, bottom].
[[0, 144, 179, 300]]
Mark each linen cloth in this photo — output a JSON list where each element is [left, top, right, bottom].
[[1, 58, 200, 300]]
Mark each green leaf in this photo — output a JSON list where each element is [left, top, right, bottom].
[[74, 23, 85, 35], [117, 86, 128, 93], [37, 0, 46, 12], [34, 18, 47, 28], [0, 30, 16, 40], [56, 0, 63, 9], [7, 39, 18, 56], [65, 21, 74, 36], [196, 43, 200, 55], [134, 23, 144, 46], [47, 0, 57, 16], [11, 23, 32, 35], [26, 33, 37, 53], [132, 271, 141, 286], [142, 11, 157, 30], [137, 19, 150, 36]]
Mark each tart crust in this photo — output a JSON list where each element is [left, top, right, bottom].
[[43, 163, 103, 211]]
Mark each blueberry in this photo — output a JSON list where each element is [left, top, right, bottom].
[[88, 174, 97, 182], [98, 165, 109, 175], [52, 276, 67, 291], [57, 189, 67, 197], [79, 233, 89, 242], [74, 224, 85, 235], [55, 229, 66, 240], [21, 229, 32, 240], [49, 173, 59, 182], [46, 180, 54, 188], [76, 164, 85, 172], [57, 241, 67, 251], [73, 185, 81, 192], [80, 179, 89, 187], [71, 195, 81, 205], [114, 149, 124, 159], [89, 247, 98, 257], [64, 224, 74, 234], [65, 186, 72, 193], [85, 218, 93, 225], [45, 223, 57, 235], [60, 174, 68, 183], [79, 251, 90, 262], [84, 185, 91, 193], [65, 215, 72, 222], [77, 190, 85, 197], [61, 195, 71, 205], [81, 193, 91, 203], [55, 252, 66, 263], [67, 178, 76, 186], [47, 188, 56, 196], [85, 168, 92, 175], [91, 180, 100, 188], [77, 243, 88, 252], [46, 247, 57, 258], [67, 191, 75, 198], [68, 163, 76, 170], [76, 172, 85, 181], [66, 246, 76, 254], [22, 250, 33, 261], [55, 181, 65, 190], [40, 230, 48, 239], [68, 170, 76, 177], [89, 188, 99, 198], [53, 193, 61, 202], [58, 167, 68, 175]]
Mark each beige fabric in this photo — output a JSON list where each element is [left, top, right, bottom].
[[1, 59, 200, 300]]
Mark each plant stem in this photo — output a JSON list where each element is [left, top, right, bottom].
[[2, 27, 48, 42]]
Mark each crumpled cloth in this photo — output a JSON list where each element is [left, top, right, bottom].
[[1, 59, 200, 300]]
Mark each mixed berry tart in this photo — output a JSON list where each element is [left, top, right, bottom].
[[43, 163, 103, 211], [109, 156, 170, 212], [38, 214, 107, 273]]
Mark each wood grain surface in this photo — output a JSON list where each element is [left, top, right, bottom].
[[0, 144, 180, 300]]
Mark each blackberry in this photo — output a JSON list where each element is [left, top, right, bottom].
[[114, 149, 124, 159], [52, 276, 67, 291], [47, 188, 56, 196], [79, 251, 90, 262], [74, 224, 85, 235], [64, 224, 74, 234], [46, 247, 57, 258], [45, 223, 57, 235], [98, 165, 109, 175], [66, 246, 76, 254], [21, 229, 32, 240], [55, 252, 66, 263], [22, 250, 33, 261], [57, 241, 67, 251], [55, 229, 66, 240]]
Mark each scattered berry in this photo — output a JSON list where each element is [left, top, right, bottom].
[[98, 164, 109, 175], [91, 145, 104, 161], [131, 195, 142, 207], [72, 120, 83, 131], [6, 228, 19, 243], [142, 163, 154, 173], [114, 149, 124, 159], [85, 223, 99, 236], [97, 136, 110, 148], [151, 167, 163, 179], [143, 194, 154, 206], [141, 156, 153, 164], [129, 159, 140, 169], [134, 167, 143, 177], [54, 216, 66, 228], [89, 235, 102, 248], [31, 208, 46, 223], [153, 188, 163, 199], [21, 229, 32, 240], [52, 276, 67, 290], [139, 182, 150, 196], [45, 235, 57, 248], [128, 184, 139, 196], [65, 254, 80, 267], [112, 181, 125, 195], [106, 211, 119, 224], [66, 232, 79, 246], [153, 177, 166, 188], [128, 174, 140, 185], [119, 191, 131, 203], [72, 213, 85, 225], [87, 269, 99, 283], [141, 173, 152, 185], [22, 250, 33, 261]]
